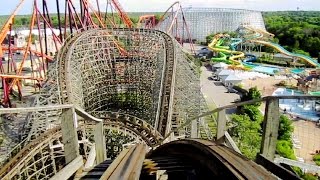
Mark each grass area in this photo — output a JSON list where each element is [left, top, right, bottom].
[[199, 103, 217, 139]]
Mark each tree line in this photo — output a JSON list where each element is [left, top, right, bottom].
[[0, 13, 163, 29], [263, 11, 320, 58]]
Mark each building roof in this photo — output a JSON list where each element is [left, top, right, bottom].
[[225, 74, 242, 82], [218, 70, 234, 76], [213, 62, 228, 68], [8, 28, 61, 37]]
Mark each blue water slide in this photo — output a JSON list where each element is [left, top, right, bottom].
[[243, 54, 257, 63], [230, 38, 242, 50]]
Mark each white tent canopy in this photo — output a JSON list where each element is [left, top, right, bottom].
[[213, 62, 228, 68], [218, 70, 234, 83], [225, 74, 242, 81], [224, 74, 242, 86], [218, 69, 234, 76]]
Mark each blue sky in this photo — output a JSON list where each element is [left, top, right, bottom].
[[1, 0, 320, 15]]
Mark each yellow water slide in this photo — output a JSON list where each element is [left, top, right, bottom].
[[243, 26, 319, 67], [251, 40, 319, 67], [208, 34, 244, 65]]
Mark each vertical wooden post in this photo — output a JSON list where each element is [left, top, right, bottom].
[[61, 107, 79, 164], [217, 109, 227, 140], [190, 118, 198, 138], [260, 97, 280, 160], [94, 121, 106, 164]]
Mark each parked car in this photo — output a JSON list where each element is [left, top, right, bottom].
[[196, 47, 213, 58]]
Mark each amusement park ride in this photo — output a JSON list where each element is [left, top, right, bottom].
[[0, 0, 193, 107], [0, 1, 319, 180]]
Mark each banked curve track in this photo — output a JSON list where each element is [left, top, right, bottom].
[[0, 28, 204, 179]]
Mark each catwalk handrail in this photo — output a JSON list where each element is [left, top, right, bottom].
[[156, 95, 320, 159], [0, 104, 103, 176]]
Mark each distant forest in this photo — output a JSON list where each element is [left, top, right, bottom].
[[1, 11, 320, 57], [0, 12, 163, 28], [262, 11, 320, 58]]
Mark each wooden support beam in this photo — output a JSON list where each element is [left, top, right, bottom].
[[260, 98, 279, 160], [274, 157, 320, 174], [84, 144, 96, 170], [0, 104, 74, 114], [94, 121, 106, 164], [256, 155, 300, 180], [74, 106, 102, 122], [190, 118, 198, 138], [224, 131, 241, 154], [50, 156, 83, 180], [61, 108, 80, 164], [217, 109, 226, 140]]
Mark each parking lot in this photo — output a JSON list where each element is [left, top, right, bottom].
[[200, 66, 240, 113]]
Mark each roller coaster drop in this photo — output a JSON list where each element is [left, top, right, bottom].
[[0, 1, 208, 179], [0, 0, 194, 108]]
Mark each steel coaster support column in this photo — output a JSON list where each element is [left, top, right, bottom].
[[64, 0, 68, 39], [61, 107, 80, 163], [260, 97, 280, 160], [96, 0, 102, 20], [67, 1, 73, 35], [56, 0, 63, 42], [5, 5, 37, 102], [35, 1, 45, 79], [42, 0, 48, 70], [94, 121, 107, 164]]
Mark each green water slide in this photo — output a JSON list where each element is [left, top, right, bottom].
[[208, 34, 244, 65], [211, 39, 230, 63], [309, 91, 320, 96]]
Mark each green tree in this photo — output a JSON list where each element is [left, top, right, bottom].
[[130, 17, 139, 24], [293, 49, 310, 56], [241, 86, 262, 106], [263, 11, 320, 57], [20, 17, 29, 25], [276, 140, 296, 160], [229, 114, 262, 159], [278, 115, 294, 141], [302, 173, 318, 180], [206, 34, 214, 45], [241, 105, 263, 123], [313, 154, 320, 166]]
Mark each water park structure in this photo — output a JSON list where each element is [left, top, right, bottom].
[[208, 25, 320, 69], [208, 34, 244, 66], [250, 40, 319, 67]]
